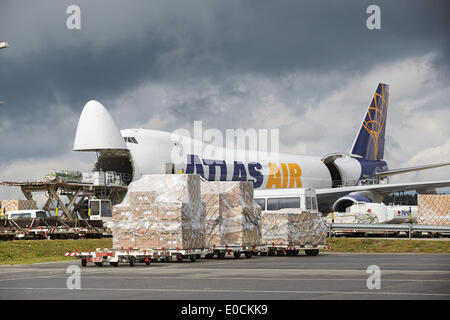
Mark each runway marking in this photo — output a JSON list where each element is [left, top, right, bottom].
[[75, 268, 450, 275], [2, 275, 447, 282], [0, 268, 133, 283], [1, 287, 449, 297], [1, 268, 449, 283]]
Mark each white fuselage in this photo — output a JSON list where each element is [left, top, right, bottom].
[[120, 128, 362, 190]]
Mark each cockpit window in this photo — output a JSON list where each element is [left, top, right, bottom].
[[124, 137, 138, 144]]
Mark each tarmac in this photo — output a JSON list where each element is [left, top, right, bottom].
[[0, 253, 449, 300]]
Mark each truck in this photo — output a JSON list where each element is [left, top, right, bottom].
[[254, 187, 319, 213], [5, 210, 50, 220], [87, 199, 113, 229]]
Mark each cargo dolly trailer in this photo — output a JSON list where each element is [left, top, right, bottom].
[[206, 244, 258, 259], [65, 247, 214, 267], [257, 243, 331, 256]]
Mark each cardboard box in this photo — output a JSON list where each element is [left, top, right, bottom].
[[112, 174, 206, 249], [201, 181, 261, 247], [0, 200, 37, 213], [261, 209, 327, 246]]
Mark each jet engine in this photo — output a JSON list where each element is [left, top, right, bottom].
[[332, 190, 384, 212]]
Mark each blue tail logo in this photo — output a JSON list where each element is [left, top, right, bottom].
[[351, 83, 389, 160]]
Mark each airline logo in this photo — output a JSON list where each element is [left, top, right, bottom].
[[362, 83, 388, 160], [397, 210, 411, 216], [351, 83, 389, 161], [185, 154, 302, 189]]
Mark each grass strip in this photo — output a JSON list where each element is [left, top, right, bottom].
[[0, 239, 112, 265], [327, 238, 450, 254], [0, 238, 448, 265]]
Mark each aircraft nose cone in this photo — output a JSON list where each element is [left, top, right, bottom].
[[73, 100, 127, 151]]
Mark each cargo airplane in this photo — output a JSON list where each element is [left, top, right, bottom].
[[73, 83, 450, 212]]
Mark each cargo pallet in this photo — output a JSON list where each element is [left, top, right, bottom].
[[0, 218, 107, 240], [206, 245, 258, 259], [149, 247, 213, 262], [0, 230, 15, 241], [65, 247, 214, 267], [257, 243, 331, 256]]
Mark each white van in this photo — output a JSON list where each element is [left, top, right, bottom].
[[6, 210, 50, 220], [254, 188, 319, 212]]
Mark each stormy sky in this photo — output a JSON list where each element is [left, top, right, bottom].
[[0, 0, 449, 199]]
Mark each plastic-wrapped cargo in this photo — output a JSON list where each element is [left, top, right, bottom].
[[0, 200, 37, 212], [261, 209, 327, 246], [201, 181, 261, 247], [112, 174, 206, 249], [44, 170, 83, 183], [417, 195, 450, 226]]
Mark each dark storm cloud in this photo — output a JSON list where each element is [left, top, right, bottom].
[[0, 0, 449, 163]]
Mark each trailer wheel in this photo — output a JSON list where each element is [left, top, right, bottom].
[[205, 253, 214, 259], [129, 256, 136, 267], [276, 250, 284, 256], [245, 252, 253, 259], [95, 262, 104, 267], [110, 262, 119, 267], [217, 252, 226, 259], [81, 258, 87, 267], [268, 251, 275, 256], [293, 250, 299, 256], [233, 252, 241, 259], [305, 249, 319, 256], [190, 255, 197, 262], [260, 252, 268, 256]]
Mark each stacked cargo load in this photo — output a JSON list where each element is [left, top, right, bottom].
[[0, 200, 37, 212], [261, 209, 327, 246], [201, 181, 261, 248], [112, 174, 206, 250], [44, 170, 83, 183], [417, 194, 450, 226]]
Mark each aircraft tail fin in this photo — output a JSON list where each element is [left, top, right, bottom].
[[350, 83, 389, 160]]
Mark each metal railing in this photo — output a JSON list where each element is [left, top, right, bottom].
[[327, 223, 450, 239]]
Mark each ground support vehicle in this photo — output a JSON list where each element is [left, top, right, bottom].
[[257, 243, 331, 256], [205, 245, 258, 259], [0, 218, 106, 240], [65, 247, 214, 266]]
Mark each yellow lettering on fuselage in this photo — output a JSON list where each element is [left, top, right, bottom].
[[280, 163, 289, 188], [266, 163, 282, 188], [266, 163, 302, 189], [288, 163, 302, 188]]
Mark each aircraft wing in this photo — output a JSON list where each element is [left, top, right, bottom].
[[375, 162, 450, 178], [316, 180, 450, 212]]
